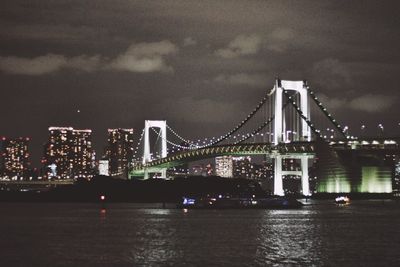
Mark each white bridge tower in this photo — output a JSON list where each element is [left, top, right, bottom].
[[143, 120, 167, 179], [272, 79, 311, 196]]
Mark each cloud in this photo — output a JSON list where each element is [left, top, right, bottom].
[[0, 54, 103, 75], [349, 94, 396, 112], [215, 34, 262, 58], [183, 37, 197, 46], [317, 94, 348, 110], [108, 40, 178, 73], [214, 29, 295, 58], [316, 93, 396, 113], [0, 54, 66, 75], [0, 40, 179, 75], [213, 73, 270, 88]]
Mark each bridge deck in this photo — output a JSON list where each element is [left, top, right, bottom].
[[130, 142, 316, 176], [130, 139, 400, 177]]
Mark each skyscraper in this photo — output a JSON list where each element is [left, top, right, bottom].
[[232, 156, 254, 179], [43, 127, 94, 179], [394, 156, 400, 195], [98, 159, 109, 176], [215, 156, 233, 178], [0, 137, 31, 180], [105, 128, 134, 178]]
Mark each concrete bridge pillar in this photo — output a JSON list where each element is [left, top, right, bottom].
[[143, 120, 168, 179], [274, 155, 284, 196], [301, 156, 311, 196], [273, 153, 312, 197], [273, 79, 311, 144]]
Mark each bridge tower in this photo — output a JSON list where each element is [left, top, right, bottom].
[[272, 79, 311, 196], [143, 120, 167, 179]]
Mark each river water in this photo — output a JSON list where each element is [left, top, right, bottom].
[[0, 200, 399, 266]]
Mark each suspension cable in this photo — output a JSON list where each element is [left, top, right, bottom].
[[308, 88, 348, 139], [234, 100, 291, 144], [161, 88, 275, 148], [282, 89, 324, 140], [150, 127, 195, 150], [133, 128, 145, 160], [166, 124, 196, 145], [234, 116, 275, 144], [200, 88, 276, 147]]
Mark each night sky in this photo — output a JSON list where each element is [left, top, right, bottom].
[[1, 0, 400, 166]]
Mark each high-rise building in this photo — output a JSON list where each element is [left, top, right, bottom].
[[98, 159, 109, 176], [105, 128, 134, 178], [43, 127, 94, 179], [0, 138, 4, 178], [188, 163, 214, 176], [394, 156, 400, 192], [216, 156, 273, 180], [232, 156, 254, 179], [215, 156, 233, 178], [0, 137, 31, 180], [253, 160, 273, 180]]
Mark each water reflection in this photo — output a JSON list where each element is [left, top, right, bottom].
[[1, 203, 399, 266], [128, 209, 182, 264], [99, 208, 107, 220], [125, 208, 325, 266], [142, 208, 172, 215], [255, 208, 321, 265]]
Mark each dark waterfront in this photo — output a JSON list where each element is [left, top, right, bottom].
[[1, 200, 399, 266]]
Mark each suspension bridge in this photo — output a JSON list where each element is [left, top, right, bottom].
[[129, 79, 400, 196]]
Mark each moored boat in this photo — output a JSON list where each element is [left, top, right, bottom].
[[335, 196, 350, 205]]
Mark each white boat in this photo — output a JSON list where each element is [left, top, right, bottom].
[[335, 196, 350, 205]]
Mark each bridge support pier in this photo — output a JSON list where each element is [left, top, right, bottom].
[[301, 156, 311, 196], [273, 153, 312, 196], [143, 120, 167, 164], [142, 120, 168, 179], [274, 155, 284, 196], [272, 79, 312, 195], [273, 79, 311, 144]]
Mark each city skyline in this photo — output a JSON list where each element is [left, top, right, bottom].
[[1, 0, 400, 165], [2, 2, 400, 266]]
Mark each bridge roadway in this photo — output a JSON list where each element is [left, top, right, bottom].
[[130, 138, 400, 177], [130, 141, 316, 176]]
